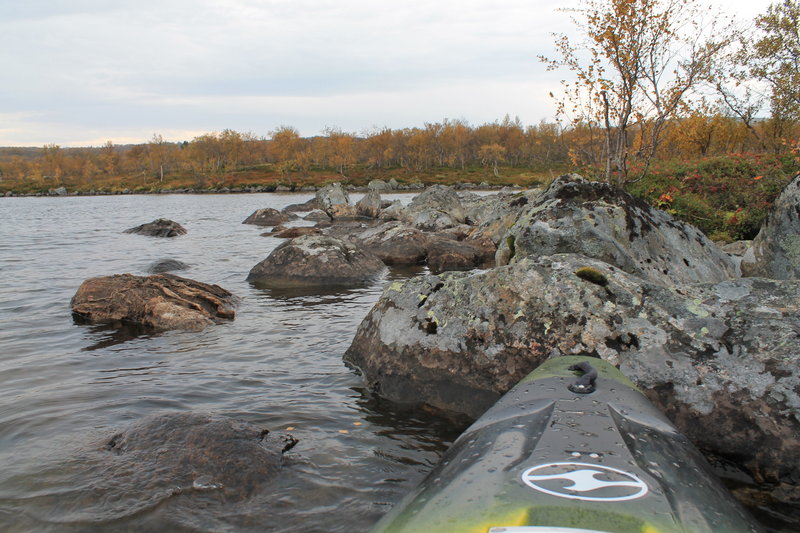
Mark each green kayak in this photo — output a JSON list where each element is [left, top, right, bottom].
[[371, 356, 762, 533]]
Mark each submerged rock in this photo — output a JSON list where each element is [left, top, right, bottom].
[[146, 258, 190, 274], [495, 174, 738, 285], [102, 412, 297, 500], [124, 218, 187, 237], [742, 174, 800, 279], [344, 253, 800, 498], [247, 234, 387, 289], [71, 273, 235, 331]]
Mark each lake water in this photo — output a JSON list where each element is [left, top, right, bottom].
[[0, 192, 466, 532], [0, 192, 795, 532]]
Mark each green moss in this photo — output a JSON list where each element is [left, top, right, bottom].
[[505, 234, 516, 261], [575, 266, 609, 287]]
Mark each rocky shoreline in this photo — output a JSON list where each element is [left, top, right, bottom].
[[1, 179, 510, 198], [66, 173, 800, 518]]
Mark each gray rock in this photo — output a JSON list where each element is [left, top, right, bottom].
[[71, 273, 235, 331], [742, 175, 800, 279], [378, 200, 406, 221], [315, 183, 350, 212], [283, 198, 322, 213], [124, 218, 187, 237], [344, 253, 800, 498], [462, 189, 541, 244], [401, 185, 466, 231], [247, 234, 387, 289], [353, 221, 429, 265], [495, 174, 738, 285], [368, 179, 391, 191], [721, 240, 753, 256], [303, 209, 332, 222], [242, 208, 297, 226], [356, 189, 383, 218]]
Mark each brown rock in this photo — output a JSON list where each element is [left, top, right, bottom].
[[71, 273, 235, 331]]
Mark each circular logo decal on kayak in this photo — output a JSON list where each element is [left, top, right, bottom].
[[521, 462, 648, 502]]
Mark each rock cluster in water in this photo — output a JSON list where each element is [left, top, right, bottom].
[[69, 174, 800, 508], [343, 174, 800, 503]]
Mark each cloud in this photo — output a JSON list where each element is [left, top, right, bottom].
[[1, 0, 767, 146]]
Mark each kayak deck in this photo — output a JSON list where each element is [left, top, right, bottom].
[[371, 356, 761, 533]]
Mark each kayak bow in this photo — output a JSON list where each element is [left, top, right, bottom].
[[371, 356, 762, 533]]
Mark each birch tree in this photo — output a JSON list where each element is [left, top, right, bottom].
[[541, 0, 736, 187]]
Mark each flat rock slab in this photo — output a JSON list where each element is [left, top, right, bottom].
[[71, 273, 235, 331], [124, 218, 187, 237]]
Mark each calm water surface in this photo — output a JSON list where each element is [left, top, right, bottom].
[[0, 193, 466, 532]]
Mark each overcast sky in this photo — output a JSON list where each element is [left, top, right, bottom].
[[0, 0, 772, 147]]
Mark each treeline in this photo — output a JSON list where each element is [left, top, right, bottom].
[[0, 114, 791, 189]]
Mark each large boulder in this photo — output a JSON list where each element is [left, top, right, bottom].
[[316, 183, 350, 216], [102, 412, 297, 500], [344, 253, 800, 499], [355, 189, 383, 218], [247, 234, 387, 289], [400, 185, 466, 231], [495, 174, 738, 285], [352, 221, 429, 265], [71, 273, 235, 331], [741, 174, 800, 279], [242, 208, 297, 226], [463, 189, 542, 244], [124, 218, 187, 237]]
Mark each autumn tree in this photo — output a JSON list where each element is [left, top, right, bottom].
[[41, 144, 65, 181], [542, 0, 736, 187], [323, 127, 356, 175], [269, 126, 302, 165], [744, 0, 800, 134], [478, 143, 507, 177]]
